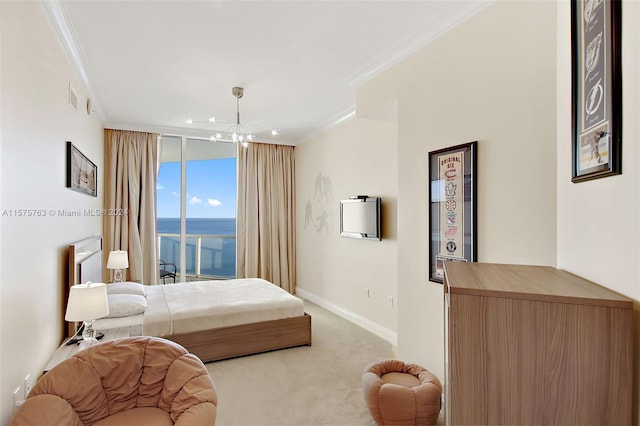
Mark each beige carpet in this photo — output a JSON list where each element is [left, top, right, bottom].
[[206, 300, 395, 426]]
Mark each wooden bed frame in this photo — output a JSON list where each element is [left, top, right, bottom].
[[67, 236, 312, 362], [166, 313, 311, 362]]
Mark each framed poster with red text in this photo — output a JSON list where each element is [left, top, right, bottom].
[[428, 141, 477, 283]]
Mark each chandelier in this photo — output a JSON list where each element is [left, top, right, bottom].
[[186, 87, 279, 147]]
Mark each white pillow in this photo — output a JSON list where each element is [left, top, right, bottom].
[[107, 294, 147, 318], [106, 281, 146, 297]]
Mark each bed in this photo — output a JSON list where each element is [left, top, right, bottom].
[[65, 236, 312, 362]]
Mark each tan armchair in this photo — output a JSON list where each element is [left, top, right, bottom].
[[12, 336, 217, 426]]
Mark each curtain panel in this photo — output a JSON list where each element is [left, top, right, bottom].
[[237, 142, 296, 294], [104, 129, 159, 285]]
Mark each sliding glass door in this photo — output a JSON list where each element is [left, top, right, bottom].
[[157, 135, 182, 281], [157, 136, 237, 282], [185, 138, 237, 280]]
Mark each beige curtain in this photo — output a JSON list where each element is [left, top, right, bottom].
[[236, 142, 296, 293], [104, 129, 159, 285]]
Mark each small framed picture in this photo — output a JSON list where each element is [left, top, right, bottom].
[[428, 141, 477, 284], [571, 0, 622, 182], [66, 141, 97, 197]]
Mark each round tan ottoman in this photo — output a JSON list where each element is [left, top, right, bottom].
[[362, 359, 442, 426]]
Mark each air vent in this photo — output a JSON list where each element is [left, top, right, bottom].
[[68, 83, 78, 112]]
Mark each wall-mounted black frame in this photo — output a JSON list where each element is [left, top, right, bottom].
[[66, 141, 97, 197], [428, 141, 477, 284], [571, 0, 622, 182]]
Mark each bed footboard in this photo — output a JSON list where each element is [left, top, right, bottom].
[[163, 313, 312, 363]]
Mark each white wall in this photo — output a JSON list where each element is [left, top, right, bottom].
[[357, 0, 558, 380], [0, 2, 103, 423], [295, 117, 398, 342], [556, 1, 640, 421]]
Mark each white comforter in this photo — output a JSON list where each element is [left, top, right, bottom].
[[106, 278, 305, 336]]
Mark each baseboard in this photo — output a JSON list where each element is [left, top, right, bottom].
[[296, 287, 398, 347]]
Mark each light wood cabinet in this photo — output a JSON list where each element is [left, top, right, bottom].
[[443, 262, 633, 425]]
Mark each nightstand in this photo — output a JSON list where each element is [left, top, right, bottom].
[[44, 327, 131, 373]]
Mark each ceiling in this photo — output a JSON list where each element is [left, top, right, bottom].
[[47, 1, 491, 145]]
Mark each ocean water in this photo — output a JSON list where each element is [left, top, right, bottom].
[[157, 217, 236, 235], [157, 218, 236, 278]]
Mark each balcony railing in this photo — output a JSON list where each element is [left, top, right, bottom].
[[157, 233, 236, 280]]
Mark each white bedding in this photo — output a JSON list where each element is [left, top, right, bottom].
[[95, 278, 305, 337]]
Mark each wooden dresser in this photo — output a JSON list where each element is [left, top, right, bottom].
[[443, 262, 633, 425]]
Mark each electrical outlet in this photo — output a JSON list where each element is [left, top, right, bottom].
[[364, 288, 370, 298], [23, 374, 31, 399], [387, 296, 394, 306], [13, 386, 22, 414]]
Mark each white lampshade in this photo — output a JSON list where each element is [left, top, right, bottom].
[[107, 250, 129, 269], [65, 283, 109, 322]]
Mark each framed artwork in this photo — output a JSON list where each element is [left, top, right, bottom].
[[66, 141, 97, 197], [428, 141, 477, 284], [571, 0, 622, 182]]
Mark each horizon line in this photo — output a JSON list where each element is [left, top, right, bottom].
[[157, 217, 236, 219]]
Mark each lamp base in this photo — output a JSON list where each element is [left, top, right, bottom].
[[78, 337, 99, 350], [77, 320, 103, 349], [65, 332, 104, 346]]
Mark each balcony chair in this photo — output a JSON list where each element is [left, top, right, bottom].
[[159, 259, 177, 284]]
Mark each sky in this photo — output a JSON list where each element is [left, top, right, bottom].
[[156, 157, 236, 218]]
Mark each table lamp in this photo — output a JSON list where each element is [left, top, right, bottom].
[[107, 250, 129, 282], [65, 282, 109, 349]]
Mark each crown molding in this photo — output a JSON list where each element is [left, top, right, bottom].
[[347, 0, 494, 89], [106, 123, 296, 146], [296, 106, 356, 145], [40, 0, 493, 145], [306, 1, 493, 141], [41, 0, 105, 123]]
